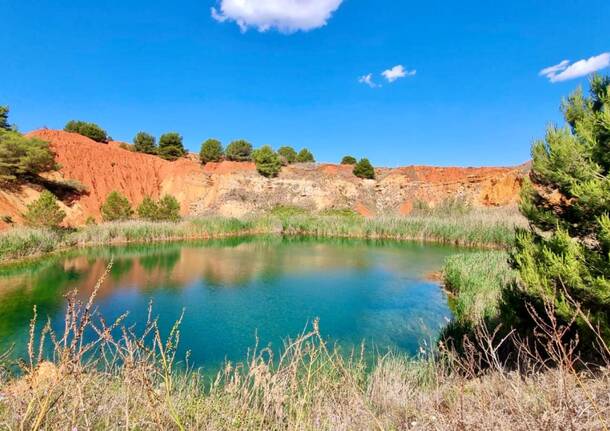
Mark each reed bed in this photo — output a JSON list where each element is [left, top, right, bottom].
[[0, 264, 608, 430], [0, 207, 525, 265], [442, 251, 517, 323]]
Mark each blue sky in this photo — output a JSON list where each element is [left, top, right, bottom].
[[1, 1, 609, 167]]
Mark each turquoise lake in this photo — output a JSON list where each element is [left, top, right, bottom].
[[0, 237, 459, 368]]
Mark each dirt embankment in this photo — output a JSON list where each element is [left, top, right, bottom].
[[0, 129, 526, 229]]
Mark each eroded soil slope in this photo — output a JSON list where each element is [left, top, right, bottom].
[[0, 130, 526, 228]]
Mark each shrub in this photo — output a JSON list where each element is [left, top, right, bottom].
[[277, 146, 297, 165], [353, 158, 375, 179], [252, 145, 282, 177], [64, 120, 108, 142], [136, 195, 181, 222], [23, 191, 66, 228], [199, 139, 224, 164], [225, 140, 253, 161], [510, 74, 610, 352], [157, 195, 181, 221], [0, 106, 11, 131], [133, 132, 157, 154], [0, 129, 57, 183], [136, 196, 159, 221], [341, 155, 357, 165], [101, 191, 133, 222], [1, 214, 13, 224], [158, 132, 186, 161], [85, 216, 97, 225], [296, 148, 315, 163]]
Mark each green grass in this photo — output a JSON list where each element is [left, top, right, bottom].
[[0, 207, 525, 265], [442, 251, 517, 323]]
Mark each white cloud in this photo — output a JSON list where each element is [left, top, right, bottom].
[[358, 73, 380, 88], [381, 65, 416, 83], [211, 0, 344, 33], [540, 53, 610, 83]]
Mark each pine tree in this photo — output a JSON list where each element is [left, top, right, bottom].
[[137, 196, 159, 220], [24, 191, 66, 228], [199, 139, 224, 164], [101, 191, 133, 221], [296, 148, 315, 163], [252, 145, 282, 177], [158, 132, 186, 161], [510, 74, 610, 349], [353, 158, 375, 179], [133, 132, 157, 154]]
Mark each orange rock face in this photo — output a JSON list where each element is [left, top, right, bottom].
[[0, 129, 526, 229]]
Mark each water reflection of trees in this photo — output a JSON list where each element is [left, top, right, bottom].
[[0, 237, 457, 326]]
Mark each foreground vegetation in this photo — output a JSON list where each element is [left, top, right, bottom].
[[0, 266, 608, 430], [0, 207, 525, 264]]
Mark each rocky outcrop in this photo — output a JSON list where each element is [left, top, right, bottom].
[[0, 129, 526, 229]]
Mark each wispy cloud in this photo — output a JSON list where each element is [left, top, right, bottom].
[[540, 53, 610, 83], [211, 0, 344, 34], [382, 65, 416, 83], [359, 65, 416, 88], [358, 73, 380, 88]]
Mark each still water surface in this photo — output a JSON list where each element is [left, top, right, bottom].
[[0, 237, 459, 368]]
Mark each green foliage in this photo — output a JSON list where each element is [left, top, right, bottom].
[[64, 120, 108, 142], [225, 140, 253, 161], [252, 145, 282, 177], [511, 74, 610, 348], [199, 139, 224, 164], [412, 197, 472, 217], [158, 132, 186, 161], [296, 148, 315, 163], [341, 155, 357, 165], [319, 208, 361, 218], [0, 106, 11, 131], [0, 129, 57, 183], [157, 195, 181, 221], [101, 191, 133, 222], [269, 205, 309, 218], [277, 146, 297, 165], [443, 252, 515, 323], [23, 191, 66, 228], [136, 195, 181, 222], [133, 132, 157, 154], [353, 158, 375, 179], [136, 196, 159, 221]]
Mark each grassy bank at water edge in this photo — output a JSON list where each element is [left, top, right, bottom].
[[0, 207, 525, 264]]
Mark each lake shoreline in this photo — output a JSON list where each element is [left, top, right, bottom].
[[0, 210, 522, 267]]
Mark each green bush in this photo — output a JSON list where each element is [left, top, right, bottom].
[[252, 145, 282, 177], [158, 132, 186, 161], [64, 120, 108, 142], [133, 132, 157, 154], [510, 74, 610, 352], [353, 158, 375, 179], [101, 191, 133, 222], [23, 191, 66, 228], [0, 129, 57, 183], [136, 196, 159, 221], [277, 146, 297, 165], [296, 148, 315, 163], [136, 195, 181, 222], [341, 155, 357, 165], [0, 106, 11, 131], [226, 140, 253, 161], [157, 195, 181, 222], [199, 139, 224, 164]]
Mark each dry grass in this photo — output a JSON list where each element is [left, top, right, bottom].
[[0, 263, 609, 430]]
